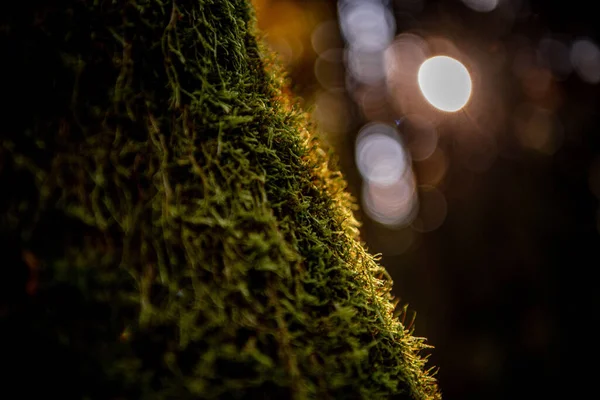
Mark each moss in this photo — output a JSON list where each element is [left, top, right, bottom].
[[0, 1, 440, 399]]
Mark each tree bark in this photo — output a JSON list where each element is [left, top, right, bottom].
[[0, 1, 440, 398]]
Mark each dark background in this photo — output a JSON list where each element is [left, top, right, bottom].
[[255, 0, 600, 399]]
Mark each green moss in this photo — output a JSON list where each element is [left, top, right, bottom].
[[0, 1, 440, 399]]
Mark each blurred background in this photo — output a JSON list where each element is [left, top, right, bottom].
[[252, 0, 600, 399]]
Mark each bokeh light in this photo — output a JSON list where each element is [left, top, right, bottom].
[[413, 147, 449, 187], [346, 48, 387, 84], [251, 1, 600, 398], [395, 114, 438, 161], [538, 36, 572, 79], [570, 38, 600, 84], [338, 0, 395, 53], [314, 49, 346, 89], [384, 33, 430, 116], [355, 123, 409, 186], [311, 20, 343, 55], [362, 173, 418, 228], [461, 0, 499, 13], [338, 0, 395, 87], [356, 83, 392, 121], [418, 56, 473, 112], [385, 33, 429, 81]]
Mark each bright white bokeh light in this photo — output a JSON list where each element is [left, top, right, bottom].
[[338, 1, 395, 52], [461, 0, 499, 13], [418, 56, 472, 112], [356, 123, 408, 186], [571, 38, 600, 84]]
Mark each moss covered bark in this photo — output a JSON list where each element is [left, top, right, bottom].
[[0, 1, 440, 398]]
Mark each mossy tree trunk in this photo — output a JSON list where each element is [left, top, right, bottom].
[[0, 1, 440, 399]]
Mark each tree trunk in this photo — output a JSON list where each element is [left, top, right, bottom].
[[0, 1, 440, 398]]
